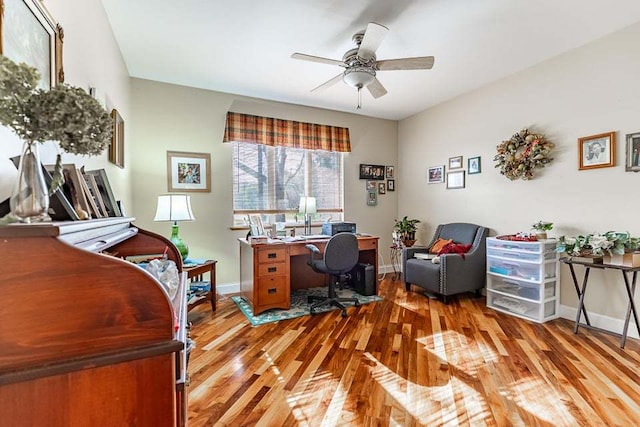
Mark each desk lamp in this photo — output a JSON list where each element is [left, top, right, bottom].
[[298, 196, 316, 236], [154, 194, 195, 260]]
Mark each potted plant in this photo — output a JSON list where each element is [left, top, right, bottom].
[[531, 221, 553, 239], [394, 216, 420, 247]]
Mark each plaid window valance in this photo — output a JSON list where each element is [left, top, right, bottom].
[[223, 112, 351, 152]]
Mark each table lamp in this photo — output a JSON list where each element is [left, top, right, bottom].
[[298, 196, 316, 236], [154, 194, 195, 260]]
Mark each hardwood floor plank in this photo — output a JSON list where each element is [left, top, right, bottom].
[[187, 277, 640, 426]]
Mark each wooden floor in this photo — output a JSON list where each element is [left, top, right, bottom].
[[187, 277, 640, 426]]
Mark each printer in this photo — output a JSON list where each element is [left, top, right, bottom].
[[322, 221, 356, 236]]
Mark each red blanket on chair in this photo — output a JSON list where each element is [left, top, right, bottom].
[[437, 242, 472, 259]]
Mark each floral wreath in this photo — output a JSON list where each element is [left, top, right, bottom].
[[493, 128, 554, 180]]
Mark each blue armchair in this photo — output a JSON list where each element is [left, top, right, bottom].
[[402, 223, 489, 303]]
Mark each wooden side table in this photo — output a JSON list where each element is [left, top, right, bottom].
[[184, 259, 217, 311]]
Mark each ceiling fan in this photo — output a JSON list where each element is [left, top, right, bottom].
[[292, 22, 435, 109]]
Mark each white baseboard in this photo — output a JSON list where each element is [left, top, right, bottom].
[[217, 282, 240, 295], [559, 304, 639, 340]]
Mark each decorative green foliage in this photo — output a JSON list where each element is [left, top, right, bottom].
[[557, 232, 640, 256]]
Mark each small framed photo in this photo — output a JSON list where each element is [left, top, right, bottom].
[[359, 164, 385, 180], [378, 182, 386, 194], [366, 180, 377, 191], [449, 156, 463, 169], [387, 179, 395, 191], [386, 165, 395, 179], [427, 165, 445, 184], [468, 156, 481, 174], [167, 151, 211, 192], [625, 132, 640, 172], [366, 190, 377, 206], [446, 170, 465, 189], [578, 132, 615, 170]]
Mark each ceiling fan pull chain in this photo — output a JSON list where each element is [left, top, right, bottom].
[[357, 86, 362, 109]]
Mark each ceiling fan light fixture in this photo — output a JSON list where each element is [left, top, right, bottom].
[[342, 67, 375, 89]]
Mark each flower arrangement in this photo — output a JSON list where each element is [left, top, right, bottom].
[[0, 54, 111, 170], [557, 232, 640, 257], [494, 129, 554, 180]]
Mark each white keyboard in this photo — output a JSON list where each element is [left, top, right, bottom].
[[493, 297, 528, 315]]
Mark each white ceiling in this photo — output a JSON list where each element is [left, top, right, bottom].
[[102, 0, 640, 121]]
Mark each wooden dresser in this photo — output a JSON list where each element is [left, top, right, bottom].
[[0, 217, 189, 426]]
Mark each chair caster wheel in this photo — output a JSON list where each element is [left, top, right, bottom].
[[310, 308, 316, 315], [354, 300, 361, 307], [341, 310, 347, 317]]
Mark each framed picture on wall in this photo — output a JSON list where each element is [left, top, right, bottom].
[[427, 165, 445, 184], [0, 0, 64, 89], [167, 151, 211, 192], [366, 191, 377, 206], [446, 170, 465, 189], [366, 180, 377, 191], [359, 164, 385, 180], [378, 182, 386, 194], [109, 109, 125, 168], [625, 131, 640, 172], [449, 156, 463, 169], [468, 156, 481, 174], [387, 179, 395, 191], [578, 131, 615, 170], [386, 165, 395, 178]]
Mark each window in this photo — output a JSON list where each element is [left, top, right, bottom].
[[232, 141, 343, 226]]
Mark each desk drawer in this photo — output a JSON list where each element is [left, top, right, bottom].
[[358, 239, 378, 251], [257, 276, 288, 306], [258, 248, 287, 263], [258, 262, 286, 277]]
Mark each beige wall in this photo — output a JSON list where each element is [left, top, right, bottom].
[[0, 0, 131, 208], [398, 22, 640, 330], [129, 78, 398, 286]]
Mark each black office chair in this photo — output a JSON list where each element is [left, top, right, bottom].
[[305, 232, 361, 317]]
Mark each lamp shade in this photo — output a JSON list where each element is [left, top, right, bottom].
[[298, 196, 317, 215], [154, 194, 195, 222]]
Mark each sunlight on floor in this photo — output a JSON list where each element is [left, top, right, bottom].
[[509, 377, 576, 425], [365, 328, 578, 425], [416, 329, 499, 376]]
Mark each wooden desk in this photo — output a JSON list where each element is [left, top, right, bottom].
[[561, 257, 640, 348], [184, 260, 217, 311], [239, 236, 379, 315]]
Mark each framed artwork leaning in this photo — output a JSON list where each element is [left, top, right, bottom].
[[167, 151, 211, 192]]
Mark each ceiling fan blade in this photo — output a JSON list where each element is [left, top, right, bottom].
[[291, 53, 345, 67], [376, 56, 435, 70], [311, 73, 343, 93], [357, 22, 389, 60], [367, 77, 387, 99]]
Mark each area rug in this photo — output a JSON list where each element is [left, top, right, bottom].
[[231, 287, 382, 326]]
